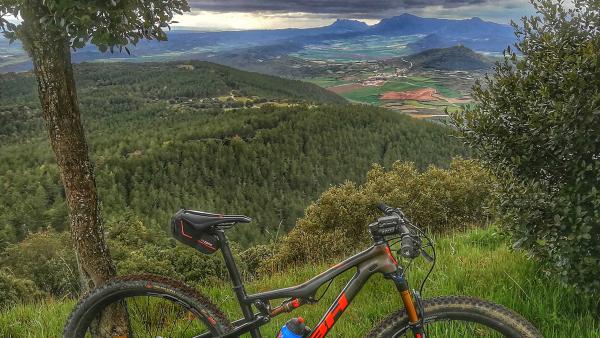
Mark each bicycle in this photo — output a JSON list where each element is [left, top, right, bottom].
[[63, 203, 543, 337]]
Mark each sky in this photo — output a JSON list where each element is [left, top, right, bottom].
[[173, 0, 537, 30], [2, 0, 537, 32]]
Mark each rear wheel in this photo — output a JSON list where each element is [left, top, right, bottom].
[[63, 275, 231, 338], [367, 296, 542, 338]]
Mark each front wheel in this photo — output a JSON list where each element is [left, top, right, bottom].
[[367, 296, 542, 338], [63, 274, 232, 338]]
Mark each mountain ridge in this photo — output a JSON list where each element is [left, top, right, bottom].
[[0, 14, 515, 73], [404, 45, 494, 71]]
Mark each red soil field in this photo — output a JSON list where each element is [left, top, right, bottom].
[[381, 88, 438, 101], [327, 83, 364, 94]]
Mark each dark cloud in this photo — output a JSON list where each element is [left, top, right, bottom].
[[187, 0, 497, 18]]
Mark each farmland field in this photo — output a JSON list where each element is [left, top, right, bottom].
[[290, 35, 420, 62], [307, 70, 476, 119], [286, 34, 485, 119]]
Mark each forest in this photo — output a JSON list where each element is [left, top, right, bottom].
[[1, 0, 599, 336], [0, 61, 466, 251]]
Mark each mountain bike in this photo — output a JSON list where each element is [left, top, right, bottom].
[[63, 204, 543, 337]]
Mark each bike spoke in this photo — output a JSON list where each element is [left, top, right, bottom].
[[82, 295, 209, 338]]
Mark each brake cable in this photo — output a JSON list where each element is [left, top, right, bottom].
[[407, 222, 436, 333], [314, 277, 335, 302]]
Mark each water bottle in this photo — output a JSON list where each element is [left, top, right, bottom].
[[276, 317, 307, 338]]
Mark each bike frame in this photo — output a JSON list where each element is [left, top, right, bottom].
[[195, 230, 422, 338]]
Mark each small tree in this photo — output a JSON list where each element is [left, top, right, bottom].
[[453, 0, 600, 294], [1, 0, 189, 333]]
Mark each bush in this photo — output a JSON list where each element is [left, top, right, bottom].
[[0, 229, 79, 297], [262, 158, 494, 272], [106, 212, 237, 286], [0, 270, 45, 309], [240, 243, 275, 279], [452, 1, 600, 294]]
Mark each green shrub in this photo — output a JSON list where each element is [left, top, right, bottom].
[[0, 229, 79, 297], [0, 229, 79, 296], [168, 245, 230, 285], [452, 1, 600, 294], [0, 270, 45, 309], [240, 243, 275, 279], [262, 158, 494, 272], [106, 212, 236, 286]]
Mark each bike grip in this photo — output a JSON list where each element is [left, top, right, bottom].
[[377, 203, 390, 213], [400, 236, 420, 259]]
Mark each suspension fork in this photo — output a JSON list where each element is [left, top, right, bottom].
[[387, 271, 426, 338]]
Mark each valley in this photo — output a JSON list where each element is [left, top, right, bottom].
[[306, 64, 479, 120], [285, 45, 489, 120], [0, 61, 466, 248], [0, 14, 503, 120]]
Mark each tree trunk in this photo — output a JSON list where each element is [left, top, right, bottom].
[[19, 3, 130, 336], [19, 2, 116, 292]]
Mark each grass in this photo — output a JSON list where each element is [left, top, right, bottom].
[[339, 78, 462, 106], [307, 77, 352, 88], [1, 227, 598, 337]]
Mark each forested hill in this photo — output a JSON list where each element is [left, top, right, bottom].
[[0, 61, 345, 140], [0, 61, 466, 248], [404, 46, 494, 71]]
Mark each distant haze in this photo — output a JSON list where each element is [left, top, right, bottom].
[[175, 0, 536, 30]]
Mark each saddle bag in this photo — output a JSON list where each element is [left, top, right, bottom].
[[171, 210, 220, 254]]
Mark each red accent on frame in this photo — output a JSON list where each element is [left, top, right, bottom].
[[179, 220, 193, 239], [291, 298, 301, 308], [385, 246, 398, 265], [310, 293, 349, 338], [310, 324, 328, 338]]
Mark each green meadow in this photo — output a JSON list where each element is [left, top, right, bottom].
[[2, 227, 598, 337]]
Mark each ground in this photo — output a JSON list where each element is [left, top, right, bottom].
[[1, 227, 598, 337]]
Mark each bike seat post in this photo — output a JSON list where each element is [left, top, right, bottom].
[[216, 230, 262, 338]]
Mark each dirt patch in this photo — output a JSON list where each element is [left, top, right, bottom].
[[381, 88, 438, 101], [327, 83, 364, 94], [408, 113, 449, 119], [444, 97, 471, 104]]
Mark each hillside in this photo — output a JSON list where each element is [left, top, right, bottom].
[[376, 15, 515, 52], [0, 60, 344, 107], [0, 21, 370, 72], [0, 61, 466, 247], [0, 14, 515, 73], [1, 228, 598, 337], [404, 46, 494, 71]]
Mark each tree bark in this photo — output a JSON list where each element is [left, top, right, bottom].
[[19, 1, 116, 291], [20, 4, 131, 336]]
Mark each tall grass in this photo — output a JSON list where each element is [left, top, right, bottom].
[[1, 227, 598, 337]]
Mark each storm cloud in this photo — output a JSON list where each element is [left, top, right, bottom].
[[187, 0, 527, 18]]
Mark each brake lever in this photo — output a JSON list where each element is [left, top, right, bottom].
[[421, 249, 434, 262]]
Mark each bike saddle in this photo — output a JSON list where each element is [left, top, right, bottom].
[[177, 209, 252, 232]]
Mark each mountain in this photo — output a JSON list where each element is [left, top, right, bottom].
[[404, 45, 494, 71], [373, 14, 515, 52], [0, 14, 515, 73], [329, 19, 370, 32], [371, 14, 513, 38], [371, 13, 448, 35], [407, 32, 514, 53], [0, 20, 370, 73]]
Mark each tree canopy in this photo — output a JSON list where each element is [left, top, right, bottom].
[[1, 0, 189, 52], [453, 0, 600, 294]]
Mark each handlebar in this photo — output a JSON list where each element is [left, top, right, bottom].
[[376, 202, 393, 214], [373, 202, 421, 259]]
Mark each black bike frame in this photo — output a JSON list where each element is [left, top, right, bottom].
[[195, 230, 419, 338]]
